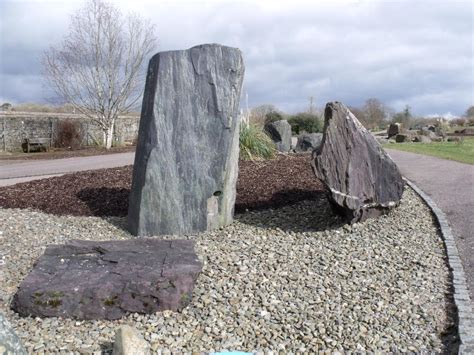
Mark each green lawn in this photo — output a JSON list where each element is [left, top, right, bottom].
[[384, 137, 474, 165]]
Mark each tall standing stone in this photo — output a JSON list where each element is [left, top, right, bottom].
[[128, 44, 244, 236], [312, 102, 404, 223]]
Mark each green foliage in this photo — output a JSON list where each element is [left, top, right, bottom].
[[264, 111, 284, 125], [239, 124, 276, 160], [465, 106, 474, 118], [287, 112, 322, 134]]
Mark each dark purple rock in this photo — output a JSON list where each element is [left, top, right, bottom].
[[312, 102, 404, 223], [11, 239, 202, 320]]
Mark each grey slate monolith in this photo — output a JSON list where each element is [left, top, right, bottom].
[[264, 120, 292, 152], [128, 44, 245, 236], [11, 239, 202, 320], [312, 102, 404, 223]]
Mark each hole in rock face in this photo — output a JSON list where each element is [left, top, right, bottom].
[[213, 191, 222, 196]]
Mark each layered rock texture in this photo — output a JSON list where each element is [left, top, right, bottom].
[[11, 239, 202, 320], [264, 120, 292, 152], [128, 44, 244, 236], [312, 102, 404, 223], [295, 133, 323, 152]]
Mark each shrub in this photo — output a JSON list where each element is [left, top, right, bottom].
[[55, 120, 83, 149], [451, 118, 466, 127], [288, 112, 322, 134], [239, 124, 276, 160], [264, 111, 284, 126], [435, 119, 450, 137]]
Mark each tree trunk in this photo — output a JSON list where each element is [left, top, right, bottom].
[[103, 123, 114, 149]]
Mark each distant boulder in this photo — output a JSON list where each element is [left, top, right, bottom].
[[387, 123, 401, 138], [460, 127, 474, 135], [420, 128, 438, 139], [395, 131, 419, 143], [264, 120, 292, 153], [424, 125, 436, 132], [0, 103, 12, 112], [395, 134, 409, 143], [295, 133, 323, 152], [414, 135, 432, 143]]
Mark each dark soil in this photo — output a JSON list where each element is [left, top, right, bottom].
[[0, 146, 136, 161], [0, 154, 326, 217]]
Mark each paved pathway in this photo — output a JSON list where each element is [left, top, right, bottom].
[[386, 149, 474, 302], [0, 152, 135, 187]]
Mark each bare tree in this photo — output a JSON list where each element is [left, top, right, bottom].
[[42, 0, 157, 149], [348, 106, 366, 125], [249, 104, 280, 126], [362, 98, 388, 130]]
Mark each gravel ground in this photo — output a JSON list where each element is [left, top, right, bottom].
[[0, 188, 456, 353]]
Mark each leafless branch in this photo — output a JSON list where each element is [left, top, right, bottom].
[[42, 0, 157, 148]]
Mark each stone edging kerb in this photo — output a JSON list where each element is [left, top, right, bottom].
[[404, 178, 474, 354]]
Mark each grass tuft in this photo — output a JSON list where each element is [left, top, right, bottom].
[[239, 124, 276, 160]]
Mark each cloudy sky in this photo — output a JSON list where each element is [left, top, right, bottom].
[[0, 0, 472, 117]]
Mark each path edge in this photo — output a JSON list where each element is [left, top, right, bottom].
[[405, 178, 474, 353]]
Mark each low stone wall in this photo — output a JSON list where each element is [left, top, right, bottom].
[[0, 112, 139, 152]]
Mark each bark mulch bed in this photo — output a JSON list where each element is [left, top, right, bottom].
[[0, 154, 326, 217]]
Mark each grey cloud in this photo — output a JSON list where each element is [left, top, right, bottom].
[[0, 0, 472, 116]]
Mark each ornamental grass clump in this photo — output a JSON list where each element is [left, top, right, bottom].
[[239, 124, 276, 160]]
